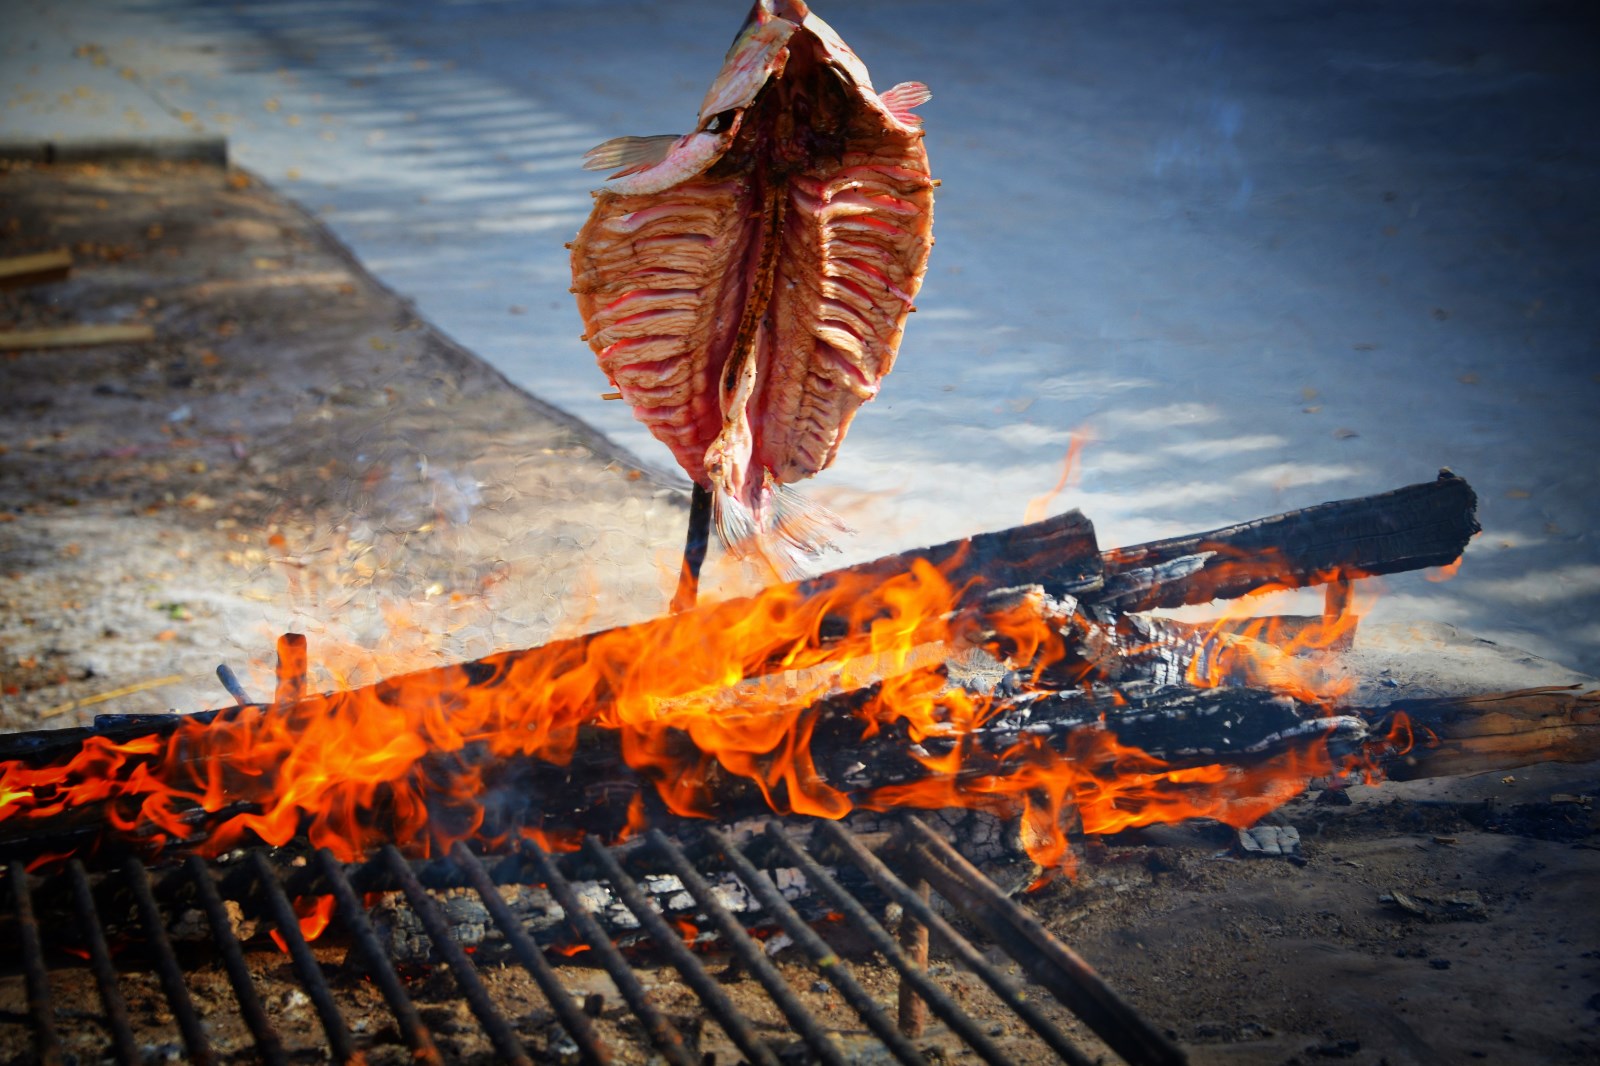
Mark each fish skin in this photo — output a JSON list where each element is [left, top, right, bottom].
[[570, 0, 934, 572]]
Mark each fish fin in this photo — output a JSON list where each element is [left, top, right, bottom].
[[581, 134, 682, 177], [879, 81, 931, 126], [711, 483, 761, 561]]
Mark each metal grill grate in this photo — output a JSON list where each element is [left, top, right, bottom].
[[3, 818, 1186, 1066]]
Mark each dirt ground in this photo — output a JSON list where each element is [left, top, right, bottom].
[[0, 158, 688, 731], [1, 161, 1596, 1065]]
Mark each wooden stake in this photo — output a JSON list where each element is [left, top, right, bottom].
[[670, 483, 713, 613], [896, 875, 931, 1038]]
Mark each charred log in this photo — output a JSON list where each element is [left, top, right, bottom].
[[1095, 469, 1478, 611]]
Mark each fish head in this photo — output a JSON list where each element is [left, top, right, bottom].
[[697, 1, 805, 128], [702, 2, 924, 138]]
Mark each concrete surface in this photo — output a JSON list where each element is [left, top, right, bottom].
[[3, 0, 1597, 672]]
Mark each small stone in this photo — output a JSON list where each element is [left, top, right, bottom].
[[1429, 958, 1452, 970], [1306, 1037, 1361, 1058], [1236, 825, 1302, 862]]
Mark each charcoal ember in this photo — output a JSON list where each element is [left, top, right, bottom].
[[368, 887, 490, 963], [167, 898, 259, 942], [917, 807, 1022, 866]]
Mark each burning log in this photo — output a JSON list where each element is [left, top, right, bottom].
[[0, 474, 1484, 871], [1095, 469, 1478, 611], [1371, 685, 1600, 780]]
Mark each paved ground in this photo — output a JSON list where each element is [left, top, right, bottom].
[[4, 0, 1598, 675]]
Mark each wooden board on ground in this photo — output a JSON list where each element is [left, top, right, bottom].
[[0, 322, 155, 350], [0, 248, 71, 290]]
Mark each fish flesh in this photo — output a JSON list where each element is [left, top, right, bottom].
[[570, 0, 935, 574]]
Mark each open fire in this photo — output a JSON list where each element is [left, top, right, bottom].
[[0, 474, 1477, 879]]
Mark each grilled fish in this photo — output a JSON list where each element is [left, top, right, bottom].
[[570, 0, 934, 574]]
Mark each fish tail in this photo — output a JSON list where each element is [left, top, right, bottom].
[[767, 478, 849, 558], [711, 480, 760, 559], [710, 474, 849, 581]]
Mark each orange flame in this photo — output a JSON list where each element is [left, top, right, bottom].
[[1425, 556, 1464, 582], [1024, 432, 1087, 525], [1179, 572, 1368, 705], [269, 893, 337, 953], [0, 540, 1384, 873]]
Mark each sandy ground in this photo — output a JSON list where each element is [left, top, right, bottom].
[[0, 157, 687, 728], [2, 162, 1597, 1064]]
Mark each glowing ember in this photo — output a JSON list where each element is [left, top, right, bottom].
[[269, 894, 337, 953]]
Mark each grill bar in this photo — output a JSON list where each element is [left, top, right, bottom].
[[522, 838, 698, 1066], [906, 816, 1188, 1066], [382, 844, 535, 1066], [762, 823, 1018, 1066], [450, 842, 614, 1066], [815, 819, 1097, 1066], [9, 861, 63, 1066], [645, 828, 850, 1066], [66, 859, 139, 1066], [127, 857, 217, 1066], [184, 854, 288, 1066], [314, 847, 445, 1065], [581, 835, 782, 1066], [247, 850, 360, 1063], [705, 826, 930, 1066]]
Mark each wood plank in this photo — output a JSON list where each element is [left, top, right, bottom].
[[0, 323, 156, 351], [0, 248, 72, 290]]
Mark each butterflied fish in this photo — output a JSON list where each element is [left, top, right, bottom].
[[570, 0, 935, 576]]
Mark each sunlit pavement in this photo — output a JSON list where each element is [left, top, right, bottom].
[[5, 0, 1598, 673]]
